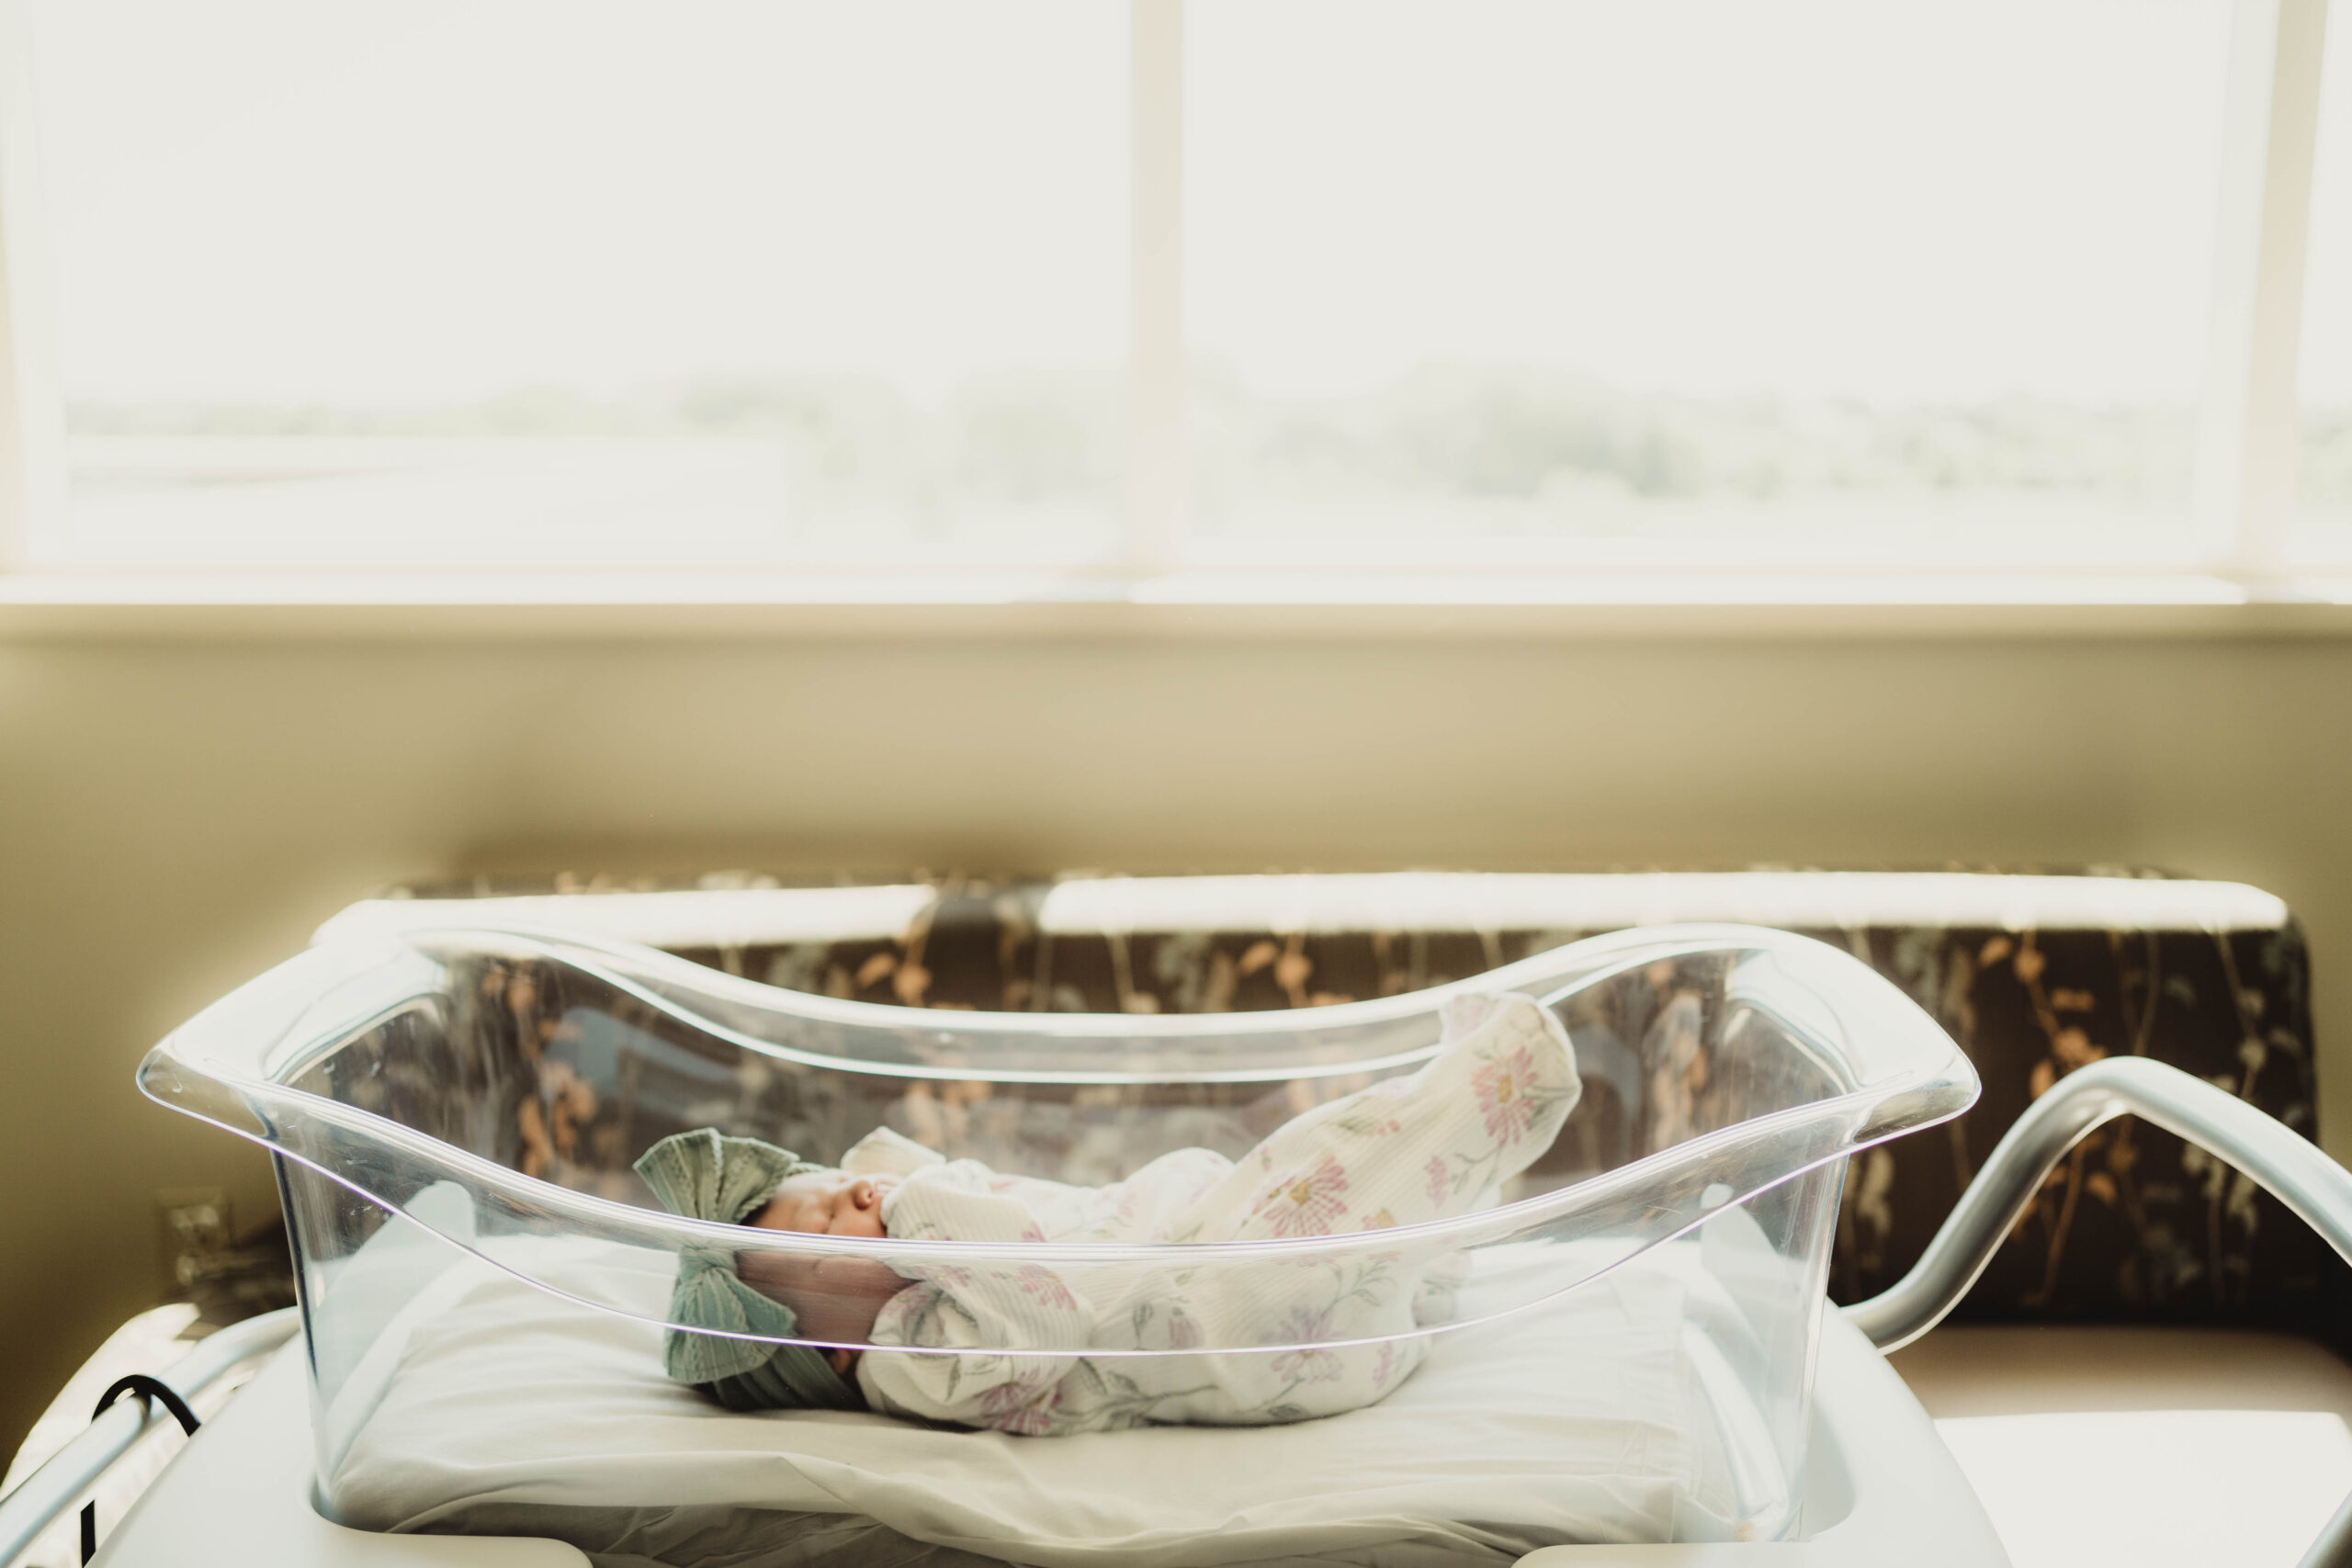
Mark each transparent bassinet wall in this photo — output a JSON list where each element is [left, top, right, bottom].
[[139, 923, 1974, 1549]]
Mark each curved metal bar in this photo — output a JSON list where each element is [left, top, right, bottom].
[[1846, 1055, 2352, 1352], [1844, 1055, 2352, 1568], [0, 1307, 299, 1564], [2307, 1491, 2352, 1568]]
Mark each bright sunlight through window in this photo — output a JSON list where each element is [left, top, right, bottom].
[[2, 0, 2342, 590]]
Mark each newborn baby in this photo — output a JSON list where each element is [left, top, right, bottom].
[[635, 991, 1579, 1435]]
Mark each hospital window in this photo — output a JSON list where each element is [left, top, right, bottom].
[[0, 0, 2336, 592]]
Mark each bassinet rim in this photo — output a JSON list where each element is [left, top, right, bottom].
[[134, 920, 1976, 1281]]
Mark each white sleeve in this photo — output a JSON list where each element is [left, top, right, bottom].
[[840, 1125, 945, 1179], [858, 1163, 1094, 1434], [1179, 991, 1582, 1242]]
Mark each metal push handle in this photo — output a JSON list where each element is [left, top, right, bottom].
[[0, 1307, 300, 1564], [1844, 1056, 2352, 1568]]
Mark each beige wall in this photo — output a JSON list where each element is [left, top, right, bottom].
[[3, 632, 2349, 1454]]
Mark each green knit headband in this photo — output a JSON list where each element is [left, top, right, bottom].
[[632, 1127, 866, 1413]]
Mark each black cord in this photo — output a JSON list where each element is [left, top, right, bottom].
[[79, 1375, 201, 1564]]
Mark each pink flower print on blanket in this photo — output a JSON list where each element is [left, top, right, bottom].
[[1425, 1154, 1451, 1206], [1253, 1152, 1351, 1237], [1472, 1042, 1546, 1145], [1440, 993, 1497, 1038], [1014, 1263, 1078, 1311], [977, 1369, 1065, 1436], [1268, 1305, 1345, 1383]]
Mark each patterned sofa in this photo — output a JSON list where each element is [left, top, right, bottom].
[[359, 866, 2332, 1345]]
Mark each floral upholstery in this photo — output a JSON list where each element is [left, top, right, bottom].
[[395, 870, 2331, 1342]]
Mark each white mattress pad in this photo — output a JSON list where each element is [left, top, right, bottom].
[[324, 1230, 1735, 1567]]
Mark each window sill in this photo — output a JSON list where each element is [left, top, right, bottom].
[[3, 568, 2352, 639]]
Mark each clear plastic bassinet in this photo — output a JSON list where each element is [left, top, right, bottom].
[[136, 922, 1976, 1557]]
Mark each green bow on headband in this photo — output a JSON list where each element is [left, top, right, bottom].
[[633, 1128, 866, 1413]]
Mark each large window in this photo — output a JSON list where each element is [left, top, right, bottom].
[[28, 1, 1129, 567], [2300, 0, 2352, 563], [0, 0, 2337, 587], [1187, 0, 2228, 562]]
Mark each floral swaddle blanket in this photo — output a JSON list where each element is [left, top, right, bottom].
[[850, 991, 1583, 1434]]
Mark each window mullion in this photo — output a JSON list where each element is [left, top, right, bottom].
[[1126, 0, 1185, 576], [2195, 0, 2330, 581]]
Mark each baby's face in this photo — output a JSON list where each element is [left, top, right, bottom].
[[750, 1168, 898, 1240], [739, 1168, 908, 1368]]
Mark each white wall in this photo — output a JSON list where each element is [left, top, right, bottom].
[[3, 632, 2348, 1453]]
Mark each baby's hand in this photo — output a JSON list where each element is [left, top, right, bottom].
[[736, 1245, 910, 1351]]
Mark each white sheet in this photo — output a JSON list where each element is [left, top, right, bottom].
[[326, 1235, 1729, 1567]]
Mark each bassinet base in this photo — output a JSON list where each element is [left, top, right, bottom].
[[88, 1314, 2007, 1567]]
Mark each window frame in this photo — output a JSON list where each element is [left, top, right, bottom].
[[0, 0, 2336, 604]]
